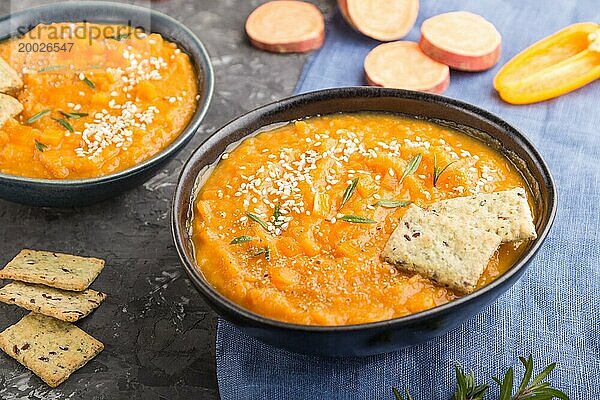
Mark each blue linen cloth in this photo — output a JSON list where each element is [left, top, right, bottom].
[[217, 1, 600, 398]]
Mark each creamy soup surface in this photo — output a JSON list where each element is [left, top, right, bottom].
[[0, 22, 197, 179], [192, 113, 532, 325]]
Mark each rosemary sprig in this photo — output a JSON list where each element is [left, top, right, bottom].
[[253, 247, 270, 261], [393, 387, 413, 400], [272, 203, 283, 228], [392, 355, 567, 400], [433, 154, 456, 187], [34, 140, 47, 152], [494, 355, 568, 400], [25, 109, 51, 124], [245, 212, 269, 232], [52, 117, 74, 133], [38, 65, 64, 72], [340, 178, 359, 209], [59, 111, 88, 119], [82, 75, 95, 89], [452, 365, 489, 400], [375, 200, 412, 208], [108, 33, 131, 41], [400, 153, 422, 183], [230, 235, 256, 245], [338, 215, 376, 224]]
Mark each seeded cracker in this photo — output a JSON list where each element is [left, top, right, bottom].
[[0, 57, 23, 93], [0, 250, 105, 291], [0, 93, 23, 127], [429, 188, 537, 243], [0, 313, 103, 387], [382, 205, 501, 293], [0, 281, 107, 322]]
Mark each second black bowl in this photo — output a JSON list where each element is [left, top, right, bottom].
[[172, 87, 556, 356], [0, 1, 214, 206]]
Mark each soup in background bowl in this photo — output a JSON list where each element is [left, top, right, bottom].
[[0, 1, 214, 206]]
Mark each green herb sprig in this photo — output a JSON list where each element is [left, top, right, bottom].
[[433, 154, 456, 187], [108, 33, 131, 41], [25, 109, 51, 124], [230, 236, 256, 245], [392, 355, 567, 400], [400, 153, 422, 183], [495, 355, 567, 400], [81, 75, 95, 89], [245, 212, 270, 232], [375, 200, 412, 208], [59, 111, 88, 119], [52, 117, 74, 133], [38, 65, 64, 73], [34, 140, 47, 152], [338, 215, 376, 224], [253, 247, 270, 261], [272, 204, 283, 228], [393, 388, 413, 400], [340, 178, 358, 209]]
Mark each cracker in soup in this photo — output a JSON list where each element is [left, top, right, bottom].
[[382, 205, 501, 293], [429, 188, 536, 243]]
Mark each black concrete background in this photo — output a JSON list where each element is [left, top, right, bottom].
[[0, 0, 332, 398]]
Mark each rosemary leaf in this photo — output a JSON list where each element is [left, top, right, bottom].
[[25, 109, 51, 124], [38, 65, 64, 72], [376, 199, 412, 208], [273, 203, 283, 227], [230, 235, 256, 245], [340, 177, 359, 208], [452, 364, 489, 400], [245, 212, 270, 232], [392, 387, 413, 400], [52, 117, 74, 133], [253, 247, 270, 261], [433, 154, 456, 187], [517, 355, 534, 392], [497, 367, 514, 400], [108, 33, 131, 41], [59, 111, 88, 119], [393, 356, 566, 400], [34, 140, 47, 152], [338, 215, 376, 224], [400, 153, 422, 183], [82, 75, 95, 89]]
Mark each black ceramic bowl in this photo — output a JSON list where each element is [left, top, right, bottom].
[[172, 87, 556, 357], [0, 1, 214, 206]]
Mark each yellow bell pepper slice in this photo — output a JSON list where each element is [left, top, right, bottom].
[[494, 22, 600, 104]]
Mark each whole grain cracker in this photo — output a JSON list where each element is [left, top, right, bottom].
[[0, 250, 105, 291], [0, 57, 23, 93], [0, 281, 107, 322], [0, 313, 103, 387], [0, 93, 23, 127], [428, 188, 537, 243], [382, 205, 501, 293]]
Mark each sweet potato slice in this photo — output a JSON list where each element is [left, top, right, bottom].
[[245, 0, 325, 53], [420, 11, 501, 71], [338, 0, 419, 41], [364, 41, 450, 94]]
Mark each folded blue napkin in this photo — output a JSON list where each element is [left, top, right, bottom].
[[217, 1, 600, 398]]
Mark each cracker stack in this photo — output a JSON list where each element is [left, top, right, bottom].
[[0, 250, 107, 387], [383, 189, 537, 294]]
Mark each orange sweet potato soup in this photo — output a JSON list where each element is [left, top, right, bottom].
[[191, 113, 533, 325], [0, 22, 197, 179]]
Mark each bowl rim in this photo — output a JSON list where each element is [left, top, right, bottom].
[[172, 86, 557, 332], [0, 1, 214, 185]]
